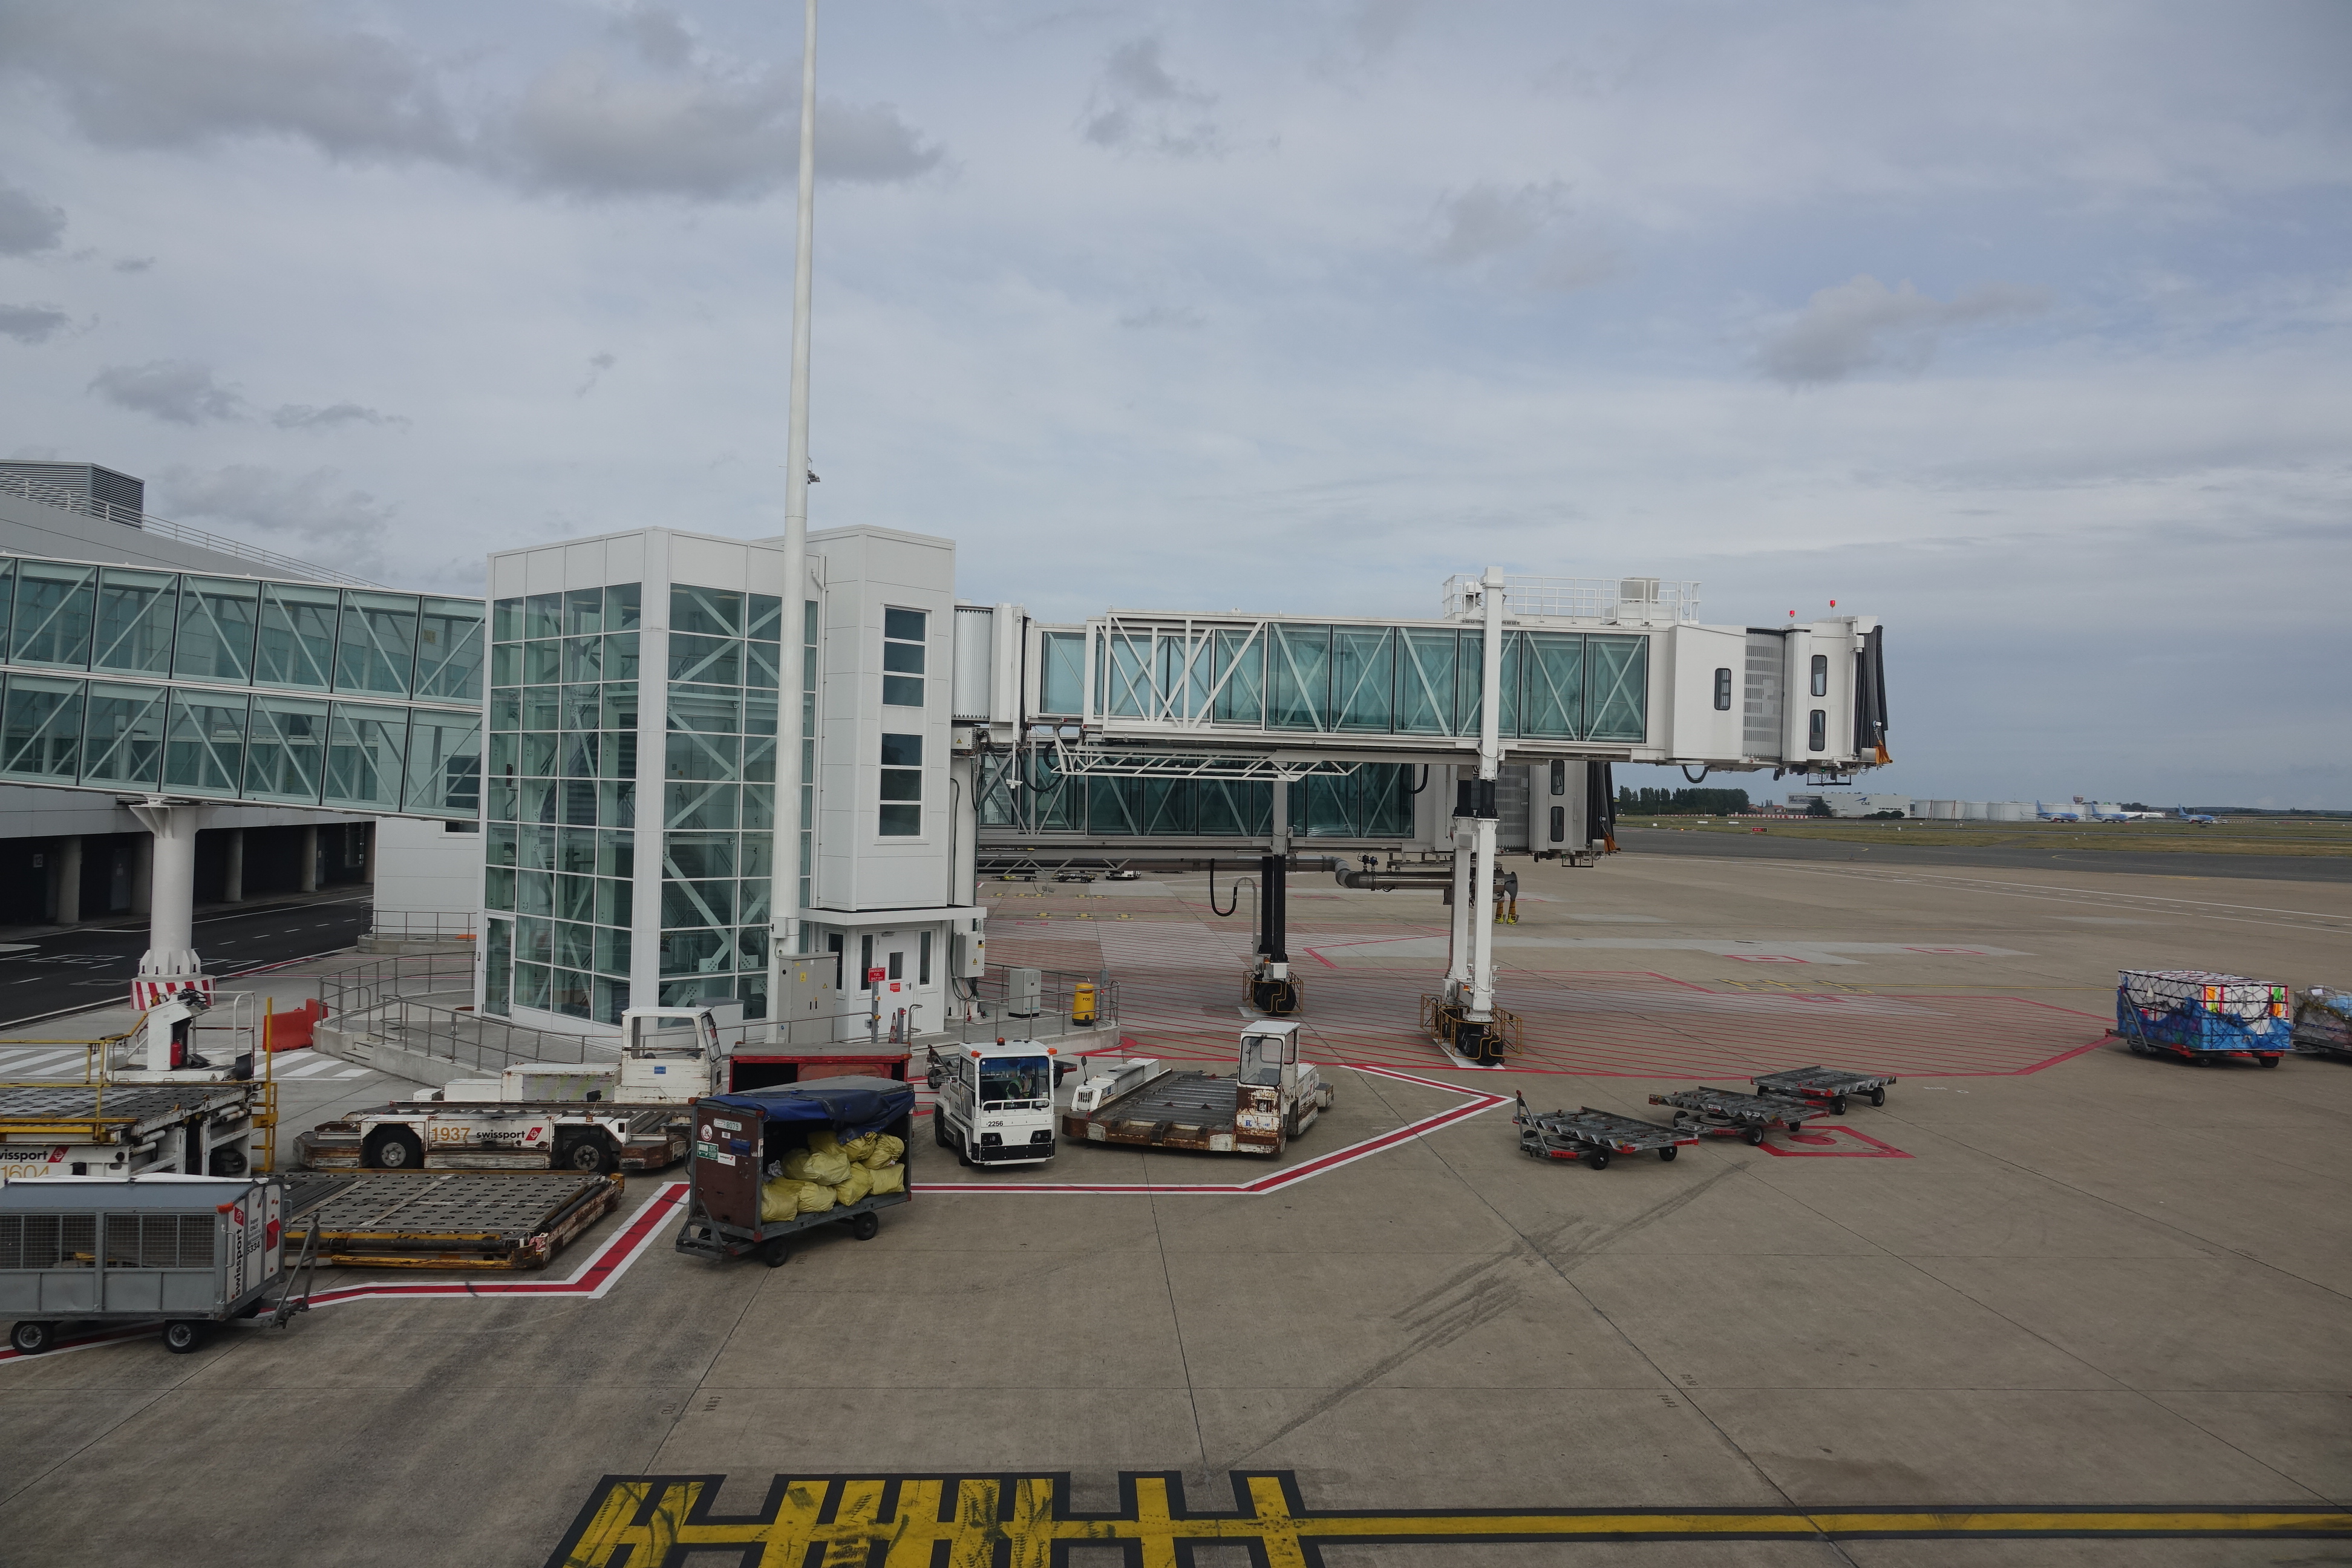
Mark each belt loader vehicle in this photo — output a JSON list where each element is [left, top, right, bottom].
[[3, 1174, 315, 1356], [298, 1005, 728, 1174], [927, 1039, 1065, 1166], [1060, 1021, 1334, 1157]]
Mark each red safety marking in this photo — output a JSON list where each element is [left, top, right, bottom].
[[1760, 1126, 1910, 1158], [1728, 954, 1808, 963], [1302, 947, 1341, 970]]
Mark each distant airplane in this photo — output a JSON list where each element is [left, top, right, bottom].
[[2089, 804, 2166, 822], [2036, 801, 2083, 822], [2175, 806, 2218, 825]]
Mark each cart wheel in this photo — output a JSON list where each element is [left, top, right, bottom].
[[1658, 1146, 1677, 1162], [162, 1321, 204, 1354], [1829, 1096, 1848, 1116], [1743, 1126, 1765, 1146], [932, 1112, 949, 1148], [956, 1139, 973, 1168], [10, 1321, 54, 1355], [563, 1136, 618, 1174], [757, 1237, 790, 1269], [1585, 1150, 1610, 1171], [2126, 1039, 2145, 1054], [2258, 1056, 2281, 1069], [848, 1212, 881, 1241], [362, 1128, 425, 1171], [1869, 1088, 1886, 1106]]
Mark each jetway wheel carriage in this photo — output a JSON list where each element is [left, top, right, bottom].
[[1420, 995, 1521, 1066], [1244, 971, 1301, 1017]]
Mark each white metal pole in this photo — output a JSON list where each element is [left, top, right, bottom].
[[773, 0, 819, 990], [1468, 568, 1506, 1021]]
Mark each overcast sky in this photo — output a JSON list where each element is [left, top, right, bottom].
[[0, 1, 2345, 806]]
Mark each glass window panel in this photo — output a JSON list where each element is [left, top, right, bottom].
[[877, 803, 922, 837], [88, 570, 178, 676], [79, 682, 166, 790], [597, 828, 634, 878], [514, 962, 552, 1011], [593, 977, 630, 1024], [667, 634, 740, 686], [1453, 631, 1485, 736], [489, 688, 521, 731], [492, 598, 523, 642], [742, 780, 774, 830], [1521, 632, 1586, 740], [0, 675, 82, 780], [0, 559, 15, 650], [524, 641, 561, 683], [746, 593, 782, 643], [742, 736, 776, 785], [523, 685, 560, 730], [561, 777, 598, 826], [524, 733, 560, 777], [1497, 630, 1526, 739], [1267, 625, 1332, 731], [490, 643, 521, 686], [561, 635, 602, 684], [668, 687, 740, 733], [743, 694, 778, 737], [524, 593, 561, 640], [517, 823, 555, 871], [255, 583, 338, 690], [745, 640, 780, 690], [414, 599, 486, 702], [1301, 775, 1355, 837], [324, 701, 407, 809], [883, 607, 924, 642], [333, 590, 418, 696], [1330, 627, 1396, 733], [555, 827, 598, 875], [600, 728, 636, 780], [881, 673, 923, 707], [403, 710, 483, 818], [882, 640, 925, 675], [660, 927, 736, 977], [484, 867, 516, 912], [559, 684, 599, 732], [1197, 779, 1272, 837], [563, 588, 604, 637], [665, 730, 739, 783], [1085, 778, 1136, 835], [662, 878, 735, 927], [162, 691, 249, 796], [1100, 632, 1148, 717], [1037, 630, 1086, 715], [665, 780, 736, 831], [551, 969, 592, 1019], [1396, 629, 1457, 736], [736, 923, 770, 970], [556, 876, 595, 925], [737, 874, 772, 929], [486, 823, 518, 868], [601, 780, 638, 828], [601, 684, 639, 730], [596, 878, 632, 929], [11, 562, 95, 668], [484, 917, 513, 1013], [486, 773, 520, 823], [740, 830, 774, 879], [604, 632, 639, 681], [879, 769, 922, 803], [1137, 779, 1194, 834], [250, 696, 334, 804], [671, 584, 742, 638], [561, 731, 598, 778], [1585, 634, 1649, 742], [1364, 763, 1416, 836], [517, 870, 553, 916], [523, 775, 560, 823], [664, 832, 737, 880], [606, 584, 641, 632], [1210, 629, 1264, 725]]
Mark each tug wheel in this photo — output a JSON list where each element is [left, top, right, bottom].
[[563, 1137, 617, 1174], [362, 1128, 425, 1171]]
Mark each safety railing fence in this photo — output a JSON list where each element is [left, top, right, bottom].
[[319, 953, 479, 1018], [0, 468, 381, 587], [951, 963, 1120, 1047], [363, 995, 616, 1073], [367, 910, 479, 940]]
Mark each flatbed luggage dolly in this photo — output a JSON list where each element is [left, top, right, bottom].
[[1513, 1094, 1699, 1169], [1647, 1086, 1823, 1146], [1749, 1066, 1895, 1115]]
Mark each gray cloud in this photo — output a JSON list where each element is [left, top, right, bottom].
[[1119, 305, 1204, 330], [0, 178, 65, 255], [271, 401, 406, 431], [88, 360, 244, 423], [1757, 275, 2051, 385], [1429, 181, 1616, 291], [113, 256, 154, 273], [160, 463, 392, 576], [1083, 39, 1221, 157], [0, 304, 70, 345], [0, 0, 939, 200], [577, 353, 617, 397]]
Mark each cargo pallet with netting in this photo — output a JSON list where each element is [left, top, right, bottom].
[[2114, 970, 2291, 1067], [1648, 1086, 1825, 1145], [1512, 1094, 1697, 1170], [2292, 987, 2351, 1063]]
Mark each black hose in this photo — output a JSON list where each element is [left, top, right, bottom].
[[1408, 765, 1429, 795], [1208, 859, 1239, 917]]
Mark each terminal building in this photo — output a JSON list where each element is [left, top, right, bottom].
[[0, 458, 1896, 1042]]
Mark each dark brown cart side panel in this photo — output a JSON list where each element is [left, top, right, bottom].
[[691, 1099, 761, 1232]]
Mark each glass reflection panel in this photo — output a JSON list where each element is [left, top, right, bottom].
[[667, 635, 740, 686], [1037, 631, 1086, 715], [414, 598, 486, 702], [91, 569, 178, 675], [1585, 634, 1649, 742], [1396, 630, 1458, 736], [665, 780, 736, 831], [162, 691, 250, 796], [0, 675, 82, 780], [11, 563, 95, 668], [174, 577, 260, 683], [334, 590, 418, 696], [1267, 625, 1332, 731], [324, 702, 408, 809], [492, 598, 523, 642], [671, 584, 742, 638], [256, 583, 338, 690], [403, 710, 483, 818], [563, 589, 604, 637], [1521, 632, 1586, 740], [1210, 630, 1263, 725], [80, 682, 166, 789], [1330, 627, 1395, 733], [524, 593, 560, 640], [605, 583, 641, 632]]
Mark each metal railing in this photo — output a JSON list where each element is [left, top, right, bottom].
[[367, 910, 479, 941], [0, 468, 382, 587], [950, 964, 1120, 1046], [1440, 573, 1700, 623], [316, 953, 611, 1073]]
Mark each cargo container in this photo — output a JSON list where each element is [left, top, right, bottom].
[[2116, 970, 2292, 1066]]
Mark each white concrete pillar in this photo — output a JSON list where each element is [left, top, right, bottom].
[[51, 837, 80, 924], [299, 824, 319, 893], [1443, 815, 1472, 994], [222, 829, 244, 904], [128, 800, 208, 984]]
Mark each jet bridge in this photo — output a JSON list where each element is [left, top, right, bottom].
[[950, 569, 1891, 1062]]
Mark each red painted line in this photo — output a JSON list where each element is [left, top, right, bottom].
[[1761, 1127, 1911, 1158], [1302, 947, 1341, 970]]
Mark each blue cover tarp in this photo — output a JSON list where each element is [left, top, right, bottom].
[[707, 1076, 914, 1137]]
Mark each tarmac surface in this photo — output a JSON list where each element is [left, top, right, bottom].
[[1617, 824, 2352, 884], [3, 851, 2348, 1566]]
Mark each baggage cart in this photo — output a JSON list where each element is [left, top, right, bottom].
[[1647, 1087, 1821, 1145], [278, 1169, 622, 1271], [1512, 1094, 1696, 1169], [674, 1077, 913, 1269], [2115, 970, 2291, 1067], [3, 1174, 316, 1356], [2292, 987, 2351, 1063], [1750, 1066, 1896, 1114]]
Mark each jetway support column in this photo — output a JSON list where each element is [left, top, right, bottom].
[[128, 800, 211, 1007], [1248, 778, 1299, 1015], [1457, 568, 1508, 1064]]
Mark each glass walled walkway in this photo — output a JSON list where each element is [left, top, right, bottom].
[[0, 554, 484, 819]]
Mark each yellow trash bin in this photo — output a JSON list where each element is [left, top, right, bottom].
[[1071, 981, 1098, 1027]]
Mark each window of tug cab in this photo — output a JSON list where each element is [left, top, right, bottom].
[[979, 1055, 1053, 1109]]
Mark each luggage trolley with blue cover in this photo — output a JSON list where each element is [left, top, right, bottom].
[[674, 1077, 914, 1269]]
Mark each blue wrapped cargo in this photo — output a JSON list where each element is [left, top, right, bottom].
[[2116, 969, 2291, 1067]]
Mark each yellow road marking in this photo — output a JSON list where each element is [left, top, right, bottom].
[[544, 1473, 2352, 1566]]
